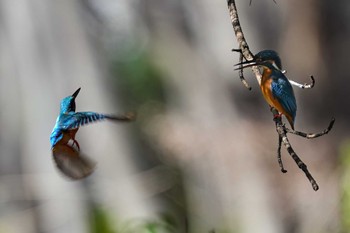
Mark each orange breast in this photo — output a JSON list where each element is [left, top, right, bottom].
[[68, 128, 79, 139], [260, 69, 288, 117], [56, 128, 79, 146], [52, 143, 79, 158]]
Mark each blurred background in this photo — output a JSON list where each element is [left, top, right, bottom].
[[0, 0, 348, 232]]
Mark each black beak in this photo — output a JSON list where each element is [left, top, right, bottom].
[[234, 59, 258, 70], [72, 87, 81, 99]]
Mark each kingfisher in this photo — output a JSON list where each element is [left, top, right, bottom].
[[50, 87, 135, 179], [235, 50, 297, 129]]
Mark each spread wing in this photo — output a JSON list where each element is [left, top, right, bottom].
[[271, 73, 297, 121], [60, 111, 135, 129], [50, 111, 135, 147]]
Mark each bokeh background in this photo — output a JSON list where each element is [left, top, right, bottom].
[[0, 0, 348, 232]]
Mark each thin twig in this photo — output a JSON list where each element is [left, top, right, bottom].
[[232, 49, 252, 90], [286, 118, 335, 138], [289, 75, 315, 89]]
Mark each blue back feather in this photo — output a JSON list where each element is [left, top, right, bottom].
[[270, 69, 297, 121]]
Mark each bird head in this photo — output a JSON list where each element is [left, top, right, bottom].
[[60, 87, 81, 113], [235, 50, 282, 71]]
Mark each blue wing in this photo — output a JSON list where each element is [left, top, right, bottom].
[[50, 111, 134, 147], [50, 112, 105, 147], [59, 112, 110, 129], [270, 72, 297, 121], [59, 111, 134, 129]]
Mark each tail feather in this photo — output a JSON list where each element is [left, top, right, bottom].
[[52, 144, 96, 180], [285, 114, 295, 130]]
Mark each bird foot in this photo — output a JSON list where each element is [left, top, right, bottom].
[[273, 113, 282, 120], [72, 139, 80, 151], [67, 139, 80, 152]]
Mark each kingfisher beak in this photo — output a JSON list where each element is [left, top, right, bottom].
[[234, 59, 258, 70], [72, 87, 81, 99]]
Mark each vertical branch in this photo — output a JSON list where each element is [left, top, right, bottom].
[[227, 0, 262, 84], [227, 0, 253, 58], [277, 136, 287, 173]]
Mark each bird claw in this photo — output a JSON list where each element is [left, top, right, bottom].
[[72, 140, 80, 151], [273, 113, 282, 119], [68, 139, 80, 151]]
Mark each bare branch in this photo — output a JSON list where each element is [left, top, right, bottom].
[[286, 118, 335, 138], [277, 136, 287, 173], [272, 109, 319, 191], [280, 132, 319, 191], [227, 0, 261, 84], [289, 75, 315, 89], [226, 0, 334, 191]]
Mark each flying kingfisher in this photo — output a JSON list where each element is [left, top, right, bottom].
[[50, 87, 135, 179], [235, 50, 297, 129]]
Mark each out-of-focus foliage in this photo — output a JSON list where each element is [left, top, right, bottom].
[[127, 216, 177, 233], [89, 207, 178, 233], [89, 207, 115, 233], [111, 49, 166, 118]]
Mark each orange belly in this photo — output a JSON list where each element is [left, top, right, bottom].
[[260, 78, 285, 112], [57, 128, 79, 145], [260, 71, 294, 128]]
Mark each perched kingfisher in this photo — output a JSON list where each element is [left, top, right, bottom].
[[235, 50, 297, 129], [50, 87, 135, 179]]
